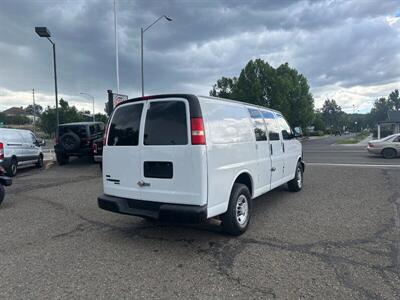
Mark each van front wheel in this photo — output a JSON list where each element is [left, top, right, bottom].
[[288, 162, 303, 192], [222, 183, 252, 235]]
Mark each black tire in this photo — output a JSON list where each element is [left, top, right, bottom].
[[288, 162, 303, 192], [36, 154, 44, 168], [56, 153, 69, 165], [0, 184, 4, 206], [221, 183, 252, 236], [6, 158, 17, 177], [382, 148, 397, 159], [60, 132, 81, 152]]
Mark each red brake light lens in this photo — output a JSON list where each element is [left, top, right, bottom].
[[191, 117, 206, 145], [0, 142, 4, 159]]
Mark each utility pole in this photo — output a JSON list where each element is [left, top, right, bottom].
[[32, 88, 36, 134], [114, 0, 120, 94]]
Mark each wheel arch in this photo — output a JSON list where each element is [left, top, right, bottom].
[[381, 147, 398, 155], [231, 171, 254, 198]]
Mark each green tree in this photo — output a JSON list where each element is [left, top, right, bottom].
[[25, 104, 43, 115], [388, 89, 400, 111], [321, 99, 343, 131], [40, 99, 85, 136], [209, 59, 314, 129]]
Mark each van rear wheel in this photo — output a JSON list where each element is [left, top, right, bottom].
[[288, 162, 303, 192], [222, 183, 251, 236], [7, 158, 17, 177], [0, 184, 4, 205]]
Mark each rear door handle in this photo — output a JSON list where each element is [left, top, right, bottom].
[[270, 144, 273, 155], [282, 143, 285, 153]]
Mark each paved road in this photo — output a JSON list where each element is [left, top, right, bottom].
[[1, 139, 399, 299], [303, 135, 400, 165]]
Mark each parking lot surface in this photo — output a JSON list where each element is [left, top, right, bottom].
[[1, 137, 400, 299]]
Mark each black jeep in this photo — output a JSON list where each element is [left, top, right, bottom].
[[55, 122, 104, 165]]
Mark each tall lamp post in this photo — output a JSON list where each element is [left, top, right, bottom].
[[80, 92, 95, 122], [141, 15, 172, 96], [35, 27, 59, 132]]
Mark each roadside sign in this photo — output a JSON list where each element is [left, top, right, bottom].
[[113, 93, 128, 107]]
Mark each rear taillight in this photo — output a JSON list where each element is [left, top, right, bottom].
[[191, 117, 206, 145], [0, 142, 4, 160], [54, 137, 59, 145], [92, 143, 98, 154], [368, 143, 374, 148]]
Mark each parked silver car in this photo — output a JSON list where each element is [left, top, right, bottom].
[[367, 134, 400, 159]]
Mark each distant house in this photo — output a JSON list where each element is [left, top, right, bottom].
[[2, 107, 26, 116], [2, 107, 37, 122], [377, 111, 400, 139]]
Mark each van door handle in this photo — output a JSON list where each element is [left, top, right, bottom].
[[271, 167, 276, 172], [137, 180, 150, 187], [282, 143, 285, 153], [270, 144, 273, 155]]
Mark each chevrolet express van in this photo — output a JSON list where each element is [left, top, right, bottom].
[[98, 94, 304, 235]]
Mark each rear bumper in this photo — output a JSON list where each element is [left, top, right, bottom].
[[98, 194, 207, 223], [367, 147, 381, 155], [54, 145, 92, 157]]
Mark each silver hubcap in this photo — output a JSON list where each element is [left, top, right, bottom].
[[12, 164, 17, 175], [236, 195, 249, 225], [297, 167, 302, 188]]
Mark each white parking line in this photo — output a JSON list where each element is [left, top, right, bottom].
[[307, 162, 400, 168]]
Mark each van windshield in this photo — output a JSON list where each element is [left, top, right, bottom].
[[144, 101, 188, 146]]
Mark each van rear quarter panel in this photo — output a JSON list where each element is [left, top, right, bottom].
[[199, 98, 258, 218]]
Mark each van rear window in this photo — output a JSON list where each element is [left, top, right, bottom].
[[108, 103, 144, 146], [144, 101, 188, 146]]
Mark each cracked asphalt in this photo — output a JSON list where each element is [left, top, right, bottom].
[[1, 137, 400, 299]]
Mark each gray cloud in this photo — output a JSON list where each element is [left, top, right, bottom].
[[0, 0, 399, 112]]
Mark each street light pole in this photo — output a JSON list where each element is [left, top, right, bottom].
[[35, 27, 59, 134], [32, 88, 36, 135], [50, 39, 59, 129], [140, 15, 172, 97], [80, 92, 95, 122], [141, 27, 144, 97]]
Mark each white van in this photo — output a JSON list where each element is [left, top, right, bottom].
[[0, 128, 45, 176], [98, 94, 304, 235]]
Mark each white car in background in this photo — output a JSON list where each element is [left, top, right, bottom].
[[367, 134, 400, 159], [0, 128, 45, 176], [98, 94, 304, 235]]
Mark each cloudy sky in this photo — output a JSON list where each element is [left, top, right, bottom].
[[1, 0, 400, 114]]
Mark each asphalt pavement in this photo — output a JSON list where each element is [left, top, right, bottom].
[[0, 137, 399, 299]]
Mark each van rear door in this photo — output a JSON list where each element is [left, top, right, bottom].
[[103, 101, 145, 199], [140, 98, 204, 205]]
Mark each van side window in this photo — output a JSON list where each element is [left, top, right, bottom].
[[144, 101, 188, 146], [276, 114, 292, 140], [108, 103, 144, 146], [248, 109, 267, 141], [261, 111, 280, 141]]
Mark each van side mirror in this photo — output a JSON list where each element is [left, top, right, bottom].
[[293, 127, 302, 137], [40, 139, 46, 146]]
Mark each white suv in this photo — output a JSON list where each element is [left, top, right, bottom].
[[98, 94, 304, 235], [0, 128, 45, 176]]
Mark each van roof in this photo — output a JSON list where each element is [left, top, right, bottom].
[[0, 128, 31, 133], [196, 95, 281, 114], [118, 94, 281, 116]]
